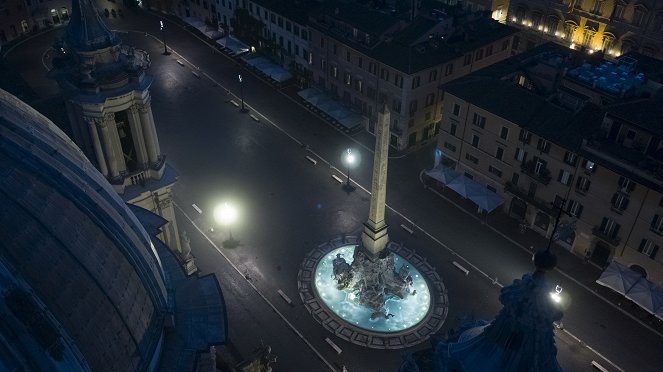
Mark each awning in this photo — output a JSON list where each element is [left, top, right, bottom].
[[596, 260, 642, 295], [295, 89, 363, 132], [426, 164, 461, 185], [466, 186, 504, 213], [597, 261, 663, 317], [242, 55, 292, 82], [216, 36, 249, 56], [425, 165, 503, 213]]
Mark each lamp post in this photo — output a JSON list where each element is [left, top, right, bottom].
[[343, 148, 355, 192], [214, 202, 238, 247], [160, 20, 170, 55], [238, 74, 248, 113]]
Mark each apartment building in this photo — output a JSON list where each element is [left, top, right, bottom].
[[503, 0, 663, 60], [145, 0, 234, 32], [435, 42, 663, 285], [0, 0, 32, 44], [307, 1, 518, 150], [240, 0, 317, 79]]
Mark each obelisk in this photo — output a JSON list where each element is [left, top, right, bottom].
[[361, 104, 391, 257]]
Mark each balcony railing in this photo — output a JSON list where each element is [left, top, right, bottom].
[[521, 161, 552, 185], [592, 227, 621, 246]]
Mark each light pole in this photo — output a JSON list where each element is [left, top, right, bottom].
[[238, 74, 248, 113], [214, 202, 238, 247], [160, 20, 170, 55], [343, 148, 355, 192]]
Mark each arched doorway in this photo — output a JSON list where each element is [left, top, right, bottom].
[[534, 212, 550, 232], [509, 198, 527, 220], [590, 241, 611, 267]]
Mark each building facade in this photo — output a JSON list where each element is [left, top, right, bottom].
[[435, 42, 663, 285], [503, 0, 663, 60], [307, 1, 518, 150], [0, 0, 32, 44]]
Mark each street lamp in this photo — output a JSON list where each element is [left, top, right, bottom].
[[238, 74, 248, 113], [343, 148, 356, 192], [214, 202, 238, 247], [160, 20, 170, 55], [549, 284, 563, 303]]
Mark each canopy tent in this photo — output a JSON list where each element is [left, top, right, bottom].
[[466, 186, 504, 213], [269, 70, 293, 82], [446, 176, 481, 198], [337, 114, 362, 130], [426, 165, 461, 185], [295, 89, 363, 132], [596, 261, 642, 295], [244, 57, 270, 67], [625, 278, 656, 314], [216, 36, 249, 55], [297, 88, 320, 100]]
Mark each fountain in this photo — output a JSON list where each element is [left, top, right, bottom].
[[297, 105, 447, 348]]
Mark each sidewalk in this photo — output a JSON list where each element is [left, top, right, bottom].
[[422, 177, 663, 337]]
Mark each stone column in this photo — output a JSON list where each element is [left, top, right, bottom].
[[100, 113, 120, 178], [85, 116, 109, 177], [128, 105, 149, 169], [138, 102, 160, 166], [105, 112, 127, 175], [361, 104, 391, 256]]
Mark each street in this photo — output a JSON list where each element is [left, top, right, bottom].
[[3, 5, 663, 371]]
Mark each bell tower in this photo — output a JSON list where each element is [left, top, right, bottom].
[[51, 0, 196, 274]]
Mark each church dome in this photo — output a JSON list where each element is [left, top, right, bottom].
[[0, 88, 168, 370]]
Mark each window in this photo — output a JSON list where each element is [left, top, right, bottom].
[[346, 51, 351, 62], [618, 177, 635, 193], [651, 215, 663, 234], [599, 217, 620, 239], [394, 75, 403, 88], [412, 75, 421, 88], [514, 148, 526, 162], [576, 176, 591, 193], [496, 127, 507, 141], [558, 169, 572, 185], [368, 62, 377, 75], [567, 200, 583, 218], [534, 158, 547, 175], [501, 39, 510, 51], [331, 65, 338, 78], [344, 73, 352, 85], [496, 147, 504, 160], [429, 70, 437, 82], [639, 239, 659, 259], [425, 93, 435, 106], [445, 63, 454, 76], [391, 98, 400, 112], [486, 44, 493, 56], [519, 129, 532, 144], [465, 153, 479, 164], [511, 172, 519, 186], [564, 151, 578, 166], [472, 135, 480, 148], [333, 43, 337, 55], [633, 9, 645, 26], [452, 103, 460, 116], [380, 68, 390, 81], [450, 123, 457, 136], [472, 113, 486, 128], [537, 138, 551, 153], [358, 57, 363, 68], [582, 159, 596, 173], [444, 142, 457, 152], [463, 54, 472, 66], [475, 49, 484, 61], [489, 165, 502, 177], [409, 100, 418, 114], [286, 21, 291, 32], [614, 4, 625, 20], [320, 37, 325, 48], [611, 193, 629, 212]]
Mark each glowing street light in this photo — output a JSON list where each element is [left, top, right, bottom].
[[214, 202, 238, 247], [550, 284, 563, 303], [160, 20, 170, 55], [343, 148, 356, 192]]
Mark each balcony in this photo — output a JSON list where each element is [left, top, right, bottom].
[[521, 161, 552, 185], [592, 227, 621, 246], [505, 182, 554, 214]]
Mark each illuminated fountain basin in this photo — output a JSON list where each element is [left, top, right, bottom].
[[314, 245, 431, 333]]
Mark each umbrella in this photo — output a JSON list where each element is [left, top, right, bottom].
[[447, 176, 479, 198], [466, 187, 504, 213], [596, 261, 642, 295], [426, 165, 461, 185], [625, 278, 655, 313]]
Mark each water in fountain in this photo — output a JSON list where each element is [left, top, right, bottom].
[[314, 245, 431, 333]]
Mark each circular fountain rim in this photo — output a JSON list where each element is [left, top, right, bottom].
[[298, 236, 449, 349]]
